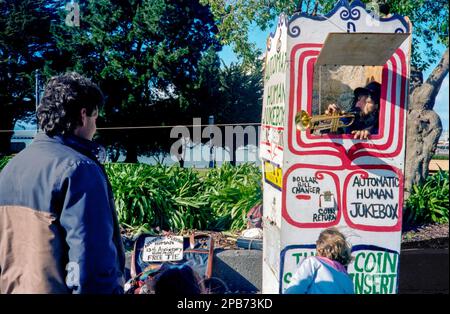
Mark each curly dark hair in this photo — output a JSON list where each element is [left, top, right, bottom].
[[37, 72, 104, 136]]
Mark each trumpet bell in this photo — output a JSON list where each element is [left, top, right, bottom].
[[295, 110, 311, 131]]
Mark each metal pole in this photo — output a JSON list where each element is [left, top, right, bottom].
[[35, 70, 40, 111], [208, 115, 215, 168], [35, 70, 40, 131]]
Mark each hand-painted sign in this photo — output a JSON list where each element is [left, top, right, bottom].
[[142, 236, 184, 262], [348, 245, 399, 294], [264, 160, 283, 190]]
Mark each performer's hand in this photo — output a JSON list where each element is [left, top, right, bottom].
[[325, 103, 342, 115], [351, 130, 370, 140]]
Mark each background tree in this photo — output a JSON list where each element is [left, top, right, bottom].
[[48, 0, 221, 162], [0, 0, 59, 156], [216, 60, 263, 165], [1, 0, 263, 167], [169, 52, 263, 167], [387, 0, 449, 196], [201, 0, 449, 192]]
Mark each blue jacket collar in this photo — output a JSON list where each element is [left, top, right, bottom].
[[34, 132, 104, 163]]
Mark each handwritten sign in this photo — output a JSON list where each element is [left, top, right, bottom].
[[284, 167, 340, 227], [343, 169, 402, 230], [348, 247, 399, 294], [264, 160, 283, 190], [142, 236, 184, 262]]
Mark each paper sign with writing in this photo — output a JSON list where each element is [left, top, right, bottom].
[[142, 236, 184, 262], [264, 160, 283, 190]]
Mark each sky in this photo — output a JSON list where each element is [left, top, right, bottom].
[[218, 25, 449, 134]]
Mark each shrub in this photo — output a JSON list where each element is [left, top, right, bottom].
[[104, 162, 262, 232], [105, 163, 209, 232], [202, 163, 262, 231], [1, 158, 263, 232], [405, 170, 449, 225]]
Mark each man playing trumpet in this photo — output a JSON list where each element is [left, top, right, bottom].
[[326, 82, 381, 140]]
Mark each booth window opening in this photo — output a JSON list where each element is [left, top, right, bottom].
[[307, 64, 384, 137]]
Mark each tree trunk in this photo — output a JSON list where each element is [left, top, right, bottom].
[[107, 143, 121, 162], [405, 48, 449, 197], [0, 114, 14, 157], [230, 146, 237, 166], [124, 142, 138, 163], [0, 133, 12, 157]]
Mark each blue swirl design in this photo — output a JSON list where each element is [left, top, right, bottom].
[[340, 7, 361, 21], [395, 28, 405, 33], [285, 0, 410, 38], [351, 245, 399, 255], [288, 25, 301, 38]]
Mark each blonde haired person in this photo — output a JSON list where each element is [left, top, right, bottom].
[[284, 228, 354, 294]]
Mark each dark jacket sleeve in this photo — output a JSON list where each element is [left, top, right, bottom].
[[59, 161, 123, 294]]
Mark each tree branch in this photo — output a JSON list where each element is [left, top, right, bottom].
[[411, 48, 449, 110]]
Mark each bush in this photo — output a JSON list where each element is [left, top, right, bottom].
[[202, 163, 262, 231], [105, 163, 209, 232], [2, 158, 262, 232], [405, 170, 449, 225], [105, 162, 262, 232]]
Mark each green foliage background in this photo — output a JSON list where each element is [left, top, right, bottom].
[[405, 170, 449, 225], [1, 156, 448, 230], [104, 162, 262, 232]]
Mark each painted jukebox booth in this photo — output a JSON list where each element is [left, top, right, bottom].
[[260, 0, 412, 294]]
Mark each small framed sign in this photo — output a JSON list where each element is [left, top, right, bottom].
[[142, 236, 184, 262]]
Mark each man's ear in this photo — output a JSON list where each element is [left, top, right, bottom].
[[80, 108, 87, 126]]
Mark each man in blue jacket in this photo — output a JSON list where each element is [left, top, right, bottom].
[[0, 72, 125, 294]]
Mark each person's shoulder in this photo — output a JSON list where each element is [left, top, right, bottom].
[[56, 142, 100, 169], [302, 256, 322, 268], [305, 256, 320, 263], [34, 139, 101, 177], [31, 134, 94, 164]]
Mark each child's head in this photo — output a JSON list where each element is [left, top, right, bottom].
[[149, 263, 205, 295], [316, 227, 352, 266]]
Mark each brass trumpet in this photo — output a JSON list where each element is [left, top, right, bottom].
[[295, 110, 355, 133]]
